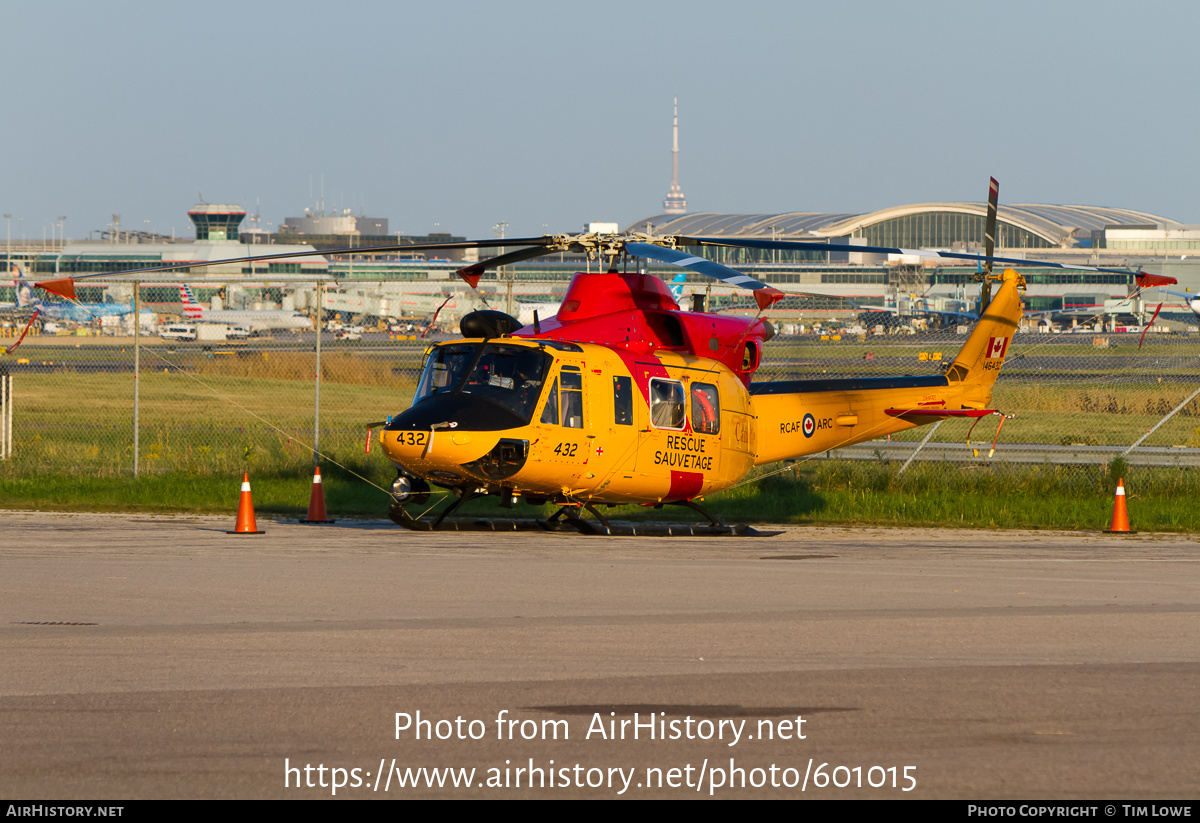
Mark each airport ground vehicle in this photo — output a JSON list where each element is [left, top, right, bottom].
[[159, 324, 197, 341]]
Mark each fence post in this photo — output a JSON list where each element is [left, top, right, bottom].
[[133, 281, 140, 477], [313, 279, 323, 466], [1, 366, 10, 460]]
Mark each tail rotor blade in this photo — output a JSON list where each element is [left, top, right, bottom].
[[978, 177, 999, 314], [983, 176, 998, 279]]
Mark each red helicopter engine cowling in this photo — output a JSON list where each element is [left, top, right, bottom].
[[557, 271, 680, 320], [512, 271, 771, 385]]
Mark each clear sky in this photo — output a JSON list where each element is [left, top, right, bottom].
[[3, 0, 1197, 243]]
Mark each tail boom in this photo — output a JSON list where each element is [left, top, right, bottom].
[[749, 269, 1024, 465]]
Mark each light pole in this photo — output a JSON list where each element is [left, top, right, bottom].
[[58, 216, 67, 250], [3, 214, 10, 271], [493, 222, 510, 315]]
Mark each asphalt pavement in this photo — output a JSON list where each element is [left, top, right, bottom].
[[1, 512, 1196, 799]]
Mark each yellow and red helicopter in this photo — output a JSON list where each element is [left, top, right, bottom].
[[23, 180, 1176, 534]]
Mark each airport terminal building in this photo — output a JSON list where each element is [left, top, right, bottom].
[[629, 202, 1185, 255], [625, 202, 1200, 322], [5, 197, 1200, 328]]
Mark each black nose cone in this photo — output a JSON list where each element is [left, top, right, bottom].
[[385, 393, 527, 433]]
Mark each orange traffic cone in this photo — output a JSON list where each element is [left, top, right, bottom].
[[300, 465, 335, 524], [227, 472, 265, 534], [1104, 477, 1135, 534]]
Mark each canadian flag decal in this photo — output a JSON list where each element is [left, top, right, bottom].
[[986, 336, 1009, 359]]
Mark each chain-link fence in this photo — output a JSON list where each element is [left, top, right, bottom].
[[1, 278, 1198, 492]]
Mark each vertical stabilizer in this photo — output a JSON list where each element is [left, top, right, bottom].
[[944, 267, 1024, 408], [13, 265, 38, 308], [179, 284, 203, 320]]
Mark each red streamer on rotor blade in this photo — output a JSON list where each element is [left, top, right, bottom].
[[421, 295, 453, 339], [35, 277, 77, 300], [1139, 302, 1164, 349], [456, 266, 484, 289], [754, 287, 785, 310], [5, 309, 40, 354], [1135, 272, 1177, 288]]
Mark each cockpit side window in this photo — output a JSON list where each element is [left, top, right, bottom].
[[539, 377, 560, 425], [560, 367, 583, 428], [537, 366, 585, 428]]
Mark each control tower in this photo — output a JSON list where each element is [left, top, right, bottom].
[[188, 204, 247, 241]]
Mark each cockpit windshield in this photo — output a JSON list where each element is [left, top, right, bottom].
[[413, 342, 552, 423]]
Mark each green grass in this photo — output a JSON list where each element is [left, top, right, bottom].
[[3, 337, 1198, 530], [10, 368, 1200, 475], [1, 458, 1194, 532], [691, 459, 1198, 531], [7, 333, 1199, 473], [6, 368, 417, 475]]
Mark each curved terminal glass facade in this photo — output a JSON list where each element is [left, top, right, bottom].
[[857, 213, 1053, 250], [628, 203, 1181, 255]]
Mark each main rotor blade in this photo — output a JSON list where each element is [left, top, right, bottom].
[[676, 236, 1175, 283], [456, 245, 554, 288], [32, 236, 558, 292], [626, 242, 784, 309]]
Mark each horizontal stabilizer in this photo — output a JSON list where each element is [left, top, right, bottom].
[[885, 408, 996, 419]]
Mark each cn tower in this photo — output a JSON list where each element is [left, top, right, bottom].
[[663, 98, 687, 215]]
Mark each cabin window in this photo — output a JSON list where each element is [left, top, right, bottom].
[[613, 376, 633, 426], [691, 383, 720, 435], [649, 378, 686, 430]]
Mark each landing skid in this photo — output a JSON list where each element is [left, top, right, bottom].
[[386, 498, 782, 537]]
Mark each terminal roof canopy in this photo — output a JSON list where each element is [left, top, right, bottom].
[[629, 202, 1184, 249]]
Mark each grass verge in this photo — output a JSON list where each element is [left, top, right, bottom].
[[1, 459, 1194, 532]]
